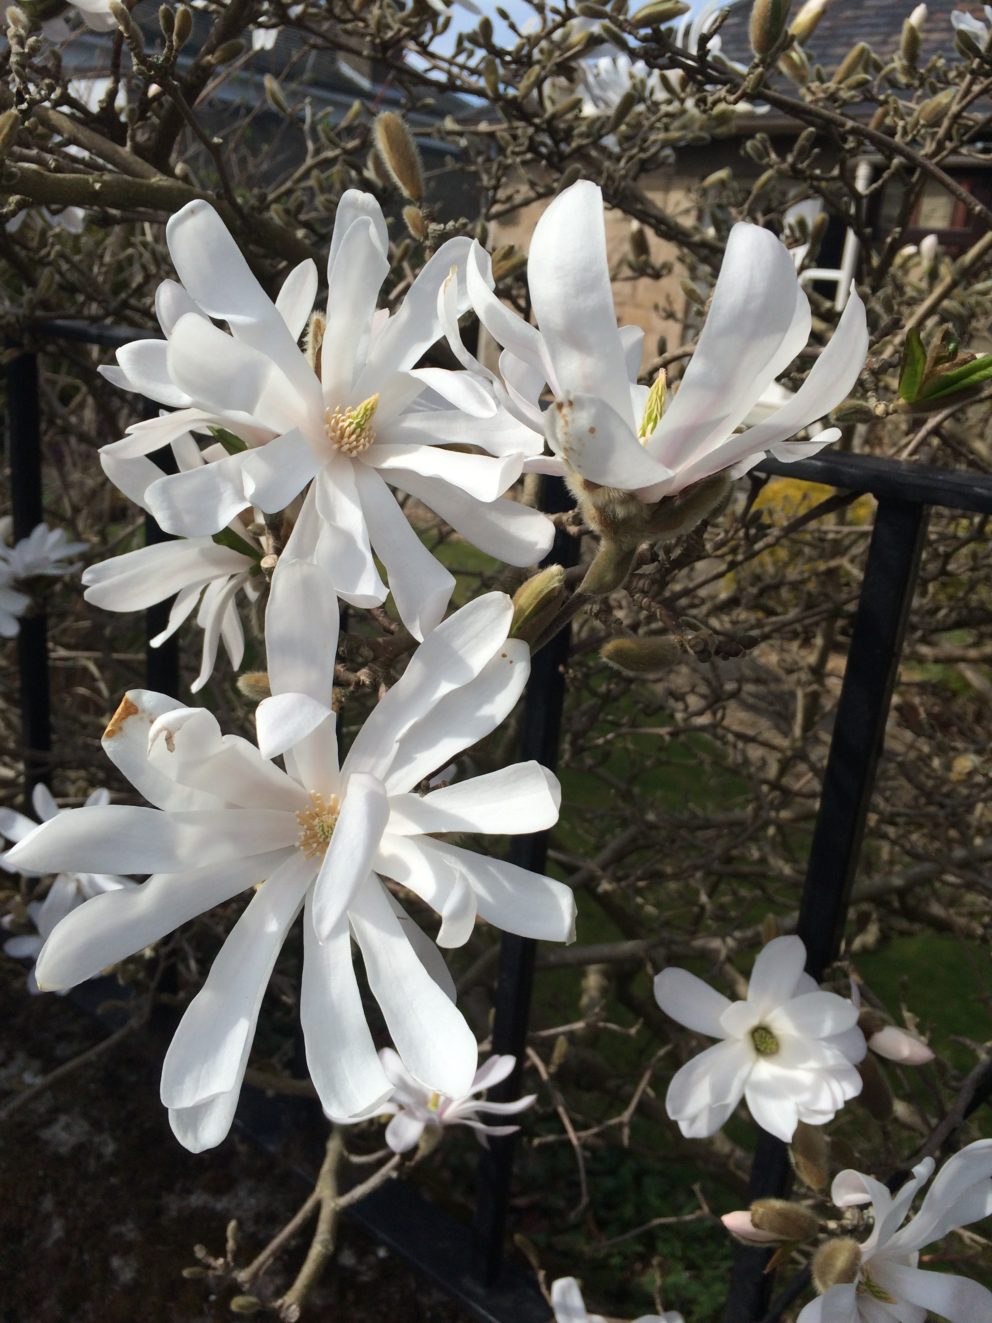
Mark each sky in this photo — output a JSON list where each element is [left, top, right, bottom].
[[445, 0, 713, 51]]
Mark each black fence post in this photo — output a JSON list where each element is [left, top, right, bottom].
[[6, 348, 51, 804], [473, 475, 578, 1285], [723, 495, 929, 1323]]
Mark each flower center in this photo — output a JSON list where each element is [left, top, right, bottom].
[[296, 791, 340, 858], [325, 394, 379, 456], [858, 1274, 895, 1304], [750, 1025, 780, 1056], [427, 1091, 442, 1112], [638, 368, 667, 442]]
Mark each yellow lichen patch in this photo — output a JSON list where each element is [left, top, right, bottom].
[[296, 791, 341, 858], [103, 695, 139, 742], [325, 394, 379, 456]]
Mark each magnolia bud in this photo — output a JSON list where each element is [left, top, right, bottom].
[[812, 1238, 861, 1294], [110, 0, 143, 52], [159, 4, 174, 36], [237, 671, 271, 701], [600, 635, 682, 674], [210, 38, 245, 64], [778, 44, 810, 82], [908, 3, 927, 28], [173, 4, 192, 47], [956, 27, 984, 58], [721, 1211, 781, 1245], [789, 0, 825, 44], [580, 541, 637, 594], [229, 1298, 263, 1315], [644, 473, 732, 541], [629, 220, 651, 265], [918, 233, 938, 269], [918, 89, 955, 125], [402, 205, 427, 241], [868, 1025, 935, 1065], [833, 400, 875, 423], [750, 0, 792, 57], [900, 17, 920, 65], [510, 564, 567, 643], [750, 1198, 820, 1242], [857, 1053, 893, 1120], [832, 41, 870, 83], [630, 0, 691, 27], [0, 110, 18, 160], [790, 1120, 830, 1192], [373, 111, 424, 202]]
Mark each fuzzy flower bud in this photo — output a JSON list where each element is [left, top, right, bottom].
[[510, 564, 567, 643], [789, 0, 826, 44], [721, 1210, 782, 1245], [600, 635, 682, 674], [750, 1198, 820, 1242], [373, 111, 424, 202], [790, 1120, 830, 1192], [750, 0, 793, 57], [812, 1238, 861, 1294]]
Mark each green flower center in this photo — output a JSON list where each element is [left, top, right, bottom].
[[750, 1025, 780, 1056], [296, 791, 340, 858]]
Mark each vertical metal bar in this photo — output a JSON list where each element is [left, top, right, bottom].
[[724, 496, 929, 1323], [6, 349, 51, 803], [473, 476, 578, 1284]]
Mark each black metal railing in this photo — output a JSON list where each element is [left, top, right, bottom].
[[4, 326, 992, 1323]]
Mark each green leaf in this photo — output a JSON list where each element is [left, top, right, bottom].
[[898, 329, 927, 402], [212, 528, 260, 560], [208, 425, 248, 455], [920, 354, 992, 400]]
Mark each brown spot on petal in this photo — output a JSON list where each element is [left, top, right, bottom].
[[103, 695, 139, 742]]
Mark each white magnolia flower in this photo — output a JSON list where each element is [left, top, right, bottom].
[[0, 521, 87, 637], [798, 1140, 992, 1323], [519, 181, 867, 504], [550, 1276, 683, 1323], [377, 1048, 535, 1153], [100, 192, 551, 640], [7, 591, 575, 1152], [82, 448, 262, 692], [1, 784, 133, 992], [952, 5, 992, 43], [653, 935, 866, 1141]]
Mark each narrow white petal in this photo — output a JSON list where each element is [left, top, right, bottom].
[[386, 762, 560, 837], [300, 891, 392, 1121], [871, 1262, 992, 1322], [313, 458, 387, 606], [545, 392, 673, 490], [311, 774, 390, 941], [83, 540, 252, 613], [321, 216, 389, 401], [160, 850, 313, 1110], [276, 259, 319, 342], [342, 592, 513, 782], [653, 967, 733, 1038], [266, 548, 340, 708], [349, 878, 478, 1098], [34, 851, 289, 991], [746, 935, 808, 1015], [370, 445, 522, 502]]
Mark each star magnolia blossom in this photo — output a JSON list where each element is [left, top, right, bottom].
[[798, 1140, 992, 1323], [82, 449, 261, 692], [653, 936, 866, 1141], [0, 520, 87, 637], [0, 784, 133, 992], [100, 191, 551, 640], [377, 1048, 535, 1153], [7, 591, 575, 1152], [550, 1277, 683, 1323], [515, 181, 868, 504]]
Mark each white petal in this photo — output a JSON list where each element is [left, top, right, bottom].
[[112, 339, 192, 408], [653, 967, 732, 1038], [545, 392, 672, 492], [645, 224, 811, 476], [313, 458, 387, 607], [342, 592, 513, 782], [33, 851, 288, 991], [161, 850, 313, 1113], [385, 1111, 428, 1153], [744, 1066, 803, 1141], [300, 891, 392, 1121], [794, 1285, 859, 1323], [383, 468, 554, 567], [327, 190, 388, 280], [266, 548, 340, 707], [45, 803, 294, 873], [385, 641, 530, 794], [528, 181, 635, 427], [895, 1139, 992, 1250], [321, 216, 389, 401], [83, 539, 252, 612], [773, 990, 860, 1039], [871, 1262, 992, 1323], [169, 1091, 241, 1154], [255, 692, 334, 762], [276, 259, 319, 342], [665, 1040, 752, 1122], [373, 832, 479, 948], [311, 774, 390, 941], [746, 935, 808, 1015], [350, 464, 453, 641], [386, 762, 560, 836], [370, 445, 522, 503], [551, 1277, 594, 1323], [349, 877, 478, 1098]]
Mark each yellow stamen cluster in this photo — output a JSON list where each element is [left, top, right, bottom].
[[638, 368, 667, 441], [296, 791, 341, 858], [427, 1091, 442, 1112], [325, 394, 380, 456], [750, 1024, 780, 1056]]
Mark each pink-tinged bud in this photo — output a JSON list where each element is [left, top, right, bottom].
[[868, 1025, 935, 1065], [720, 1211, 782, 1245]]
